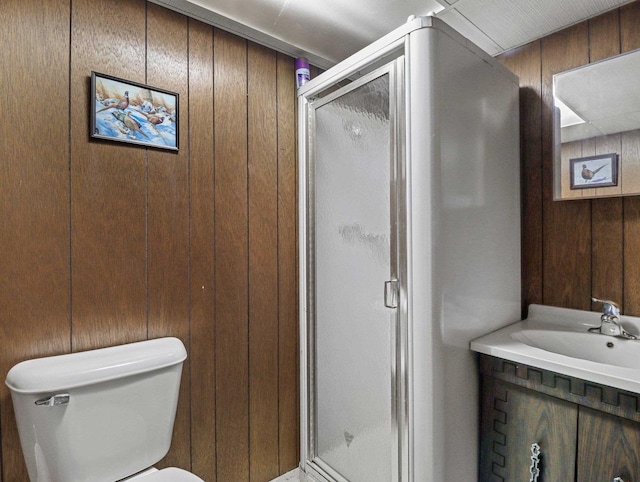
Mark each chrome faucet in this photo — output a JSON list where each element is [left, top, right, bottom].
[[589, 297, 638, 340]]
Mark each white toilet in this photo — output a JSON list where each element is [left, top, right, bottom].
[[5, 337, 204, 482]]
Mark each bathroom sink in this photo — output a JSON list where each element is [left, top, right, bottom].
[[513, 326, 640, 368], [471, 304, 640, 394]]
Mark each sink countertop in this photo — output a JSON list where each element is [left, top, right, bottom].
[[471, 304, 640, 394]]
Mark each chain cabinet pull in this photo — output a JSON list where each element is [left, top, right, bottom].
[[529, 442, 541, 482]]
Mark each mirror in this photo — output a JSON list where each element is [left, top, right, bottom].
[[553, 48, 640, 200]]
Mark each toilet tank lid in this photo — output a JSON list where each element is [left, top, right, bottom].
[[5, 337, 187, 394]]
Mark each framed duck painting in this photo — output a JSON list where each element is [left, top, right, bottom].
[[90, 72, 179, 151]]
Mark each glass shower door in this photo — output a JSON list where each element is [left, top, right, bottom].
[[307, 60, 402, 482]]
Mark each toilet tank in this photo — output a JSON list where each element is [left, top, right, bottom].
[[5, 337, 187, 482]]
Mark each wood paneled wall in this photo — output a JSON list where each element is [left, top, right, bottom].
[[499, 1, 640, 317], [0, 1, 298, 481]]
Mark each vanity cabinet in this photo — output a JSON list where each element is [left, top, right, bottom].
[[577, 408, 640, 481], [479, 355, 640, 482], [480, 375, 577, 480]]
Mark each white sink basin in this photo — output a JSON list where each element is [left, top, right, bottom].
[[471, 304, 640, 393]]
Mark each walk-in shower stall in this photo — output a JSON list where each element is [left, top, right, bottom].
[[298, 16, 521, 482]]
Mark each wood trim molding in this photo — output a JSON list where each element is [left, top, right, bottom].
[[480, 354, 640, 423], [480, 375, 509, 481]]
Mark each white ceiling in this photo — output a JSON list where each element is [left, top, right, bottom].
[[153, 0, 635, 69], [556, 49, 640, 143]]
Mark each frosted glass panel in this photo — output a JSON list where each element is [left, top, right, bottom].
[[313, 73, 393, 482]]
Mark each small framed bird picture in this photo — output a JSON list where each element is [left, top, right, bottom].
[[569, 153, 618, 189], [90, 72, 179, 151]]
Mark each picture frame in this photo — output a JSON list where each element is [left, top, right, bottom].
[[90, 72, 179, 151], [569, 153, 618, 189]]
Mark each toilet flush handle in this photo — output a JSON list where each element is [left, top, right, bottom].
[[35, 394, 70, 407]]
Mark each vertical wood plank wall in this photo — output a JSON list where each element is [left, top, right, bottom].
[[0, 0, 299, 481], [499, 1, 640, 317]]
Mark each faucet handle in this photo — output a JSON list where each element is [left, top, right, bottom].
[[592, 297, 621, 317]]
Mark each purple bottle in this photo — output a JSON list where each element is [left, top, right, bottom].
[[295, 57, 310, 88]]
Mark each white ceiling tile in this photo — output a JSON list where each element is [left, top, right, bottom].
[[437, 9, 502, 55], [446, 0, 633, 53], [186, 0, 446, 64], [556, 49, 640, 141], [152, 0, 637, 66]]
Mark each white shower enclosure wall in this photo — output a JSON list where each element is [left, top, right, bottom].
[[298, 17, 521, 482]]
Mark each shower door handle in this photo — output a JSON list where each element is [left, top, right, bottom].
[[384, 279, 399, 309]]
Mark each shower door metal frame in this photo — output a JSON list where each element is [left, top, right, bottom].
[[299, 55, 408, 482]]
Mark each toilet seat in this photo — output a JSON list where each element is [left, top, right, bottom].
[[136, 467, 204, 481]]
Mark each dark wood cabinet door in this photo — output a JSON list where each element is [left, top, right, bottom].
[[577, 406, 640, 482], [480, 376, 578, 481]]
